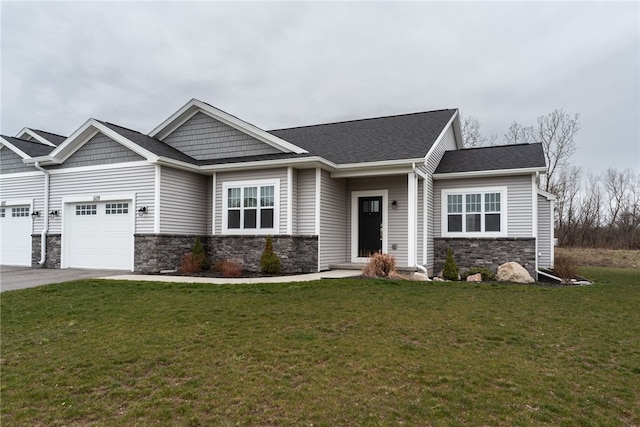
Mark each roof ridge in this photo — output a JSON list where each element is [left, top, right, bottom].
[[268, 108, 457, 132], [460, 142, 541, 151]]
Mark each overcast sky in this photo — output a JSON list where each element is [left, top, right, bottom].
[[1, 1, 638, 175]]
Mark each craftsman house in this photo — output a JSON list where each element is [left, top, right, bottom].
[[0, 98, 555, 277]]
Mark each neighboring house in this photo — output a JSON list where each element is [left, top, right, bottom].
[[0, 98, 554, 277]]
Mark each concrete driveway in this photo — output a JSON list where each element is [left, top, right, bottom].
[[0, 265, 129, 292]]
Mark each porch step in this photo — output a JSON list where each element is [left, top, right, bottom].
[[329, 263, 418, 272]]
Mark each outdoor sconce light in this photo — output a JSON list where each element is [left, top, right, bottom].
[[49, 210, 59, 218], [31, 210, 40, 218], [391, 200, 398, 210], [137, 206, 148, 216]]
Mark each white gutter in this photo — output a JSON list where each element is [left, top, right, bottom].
[[33, 161, 50, 267]]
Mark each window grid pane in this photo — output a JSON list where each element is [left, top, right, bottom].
[[105, 202, 129, 215], [244, 187, 257, 208], [75, 204, 97, 216], [260, 186, 274, 207], [466, 193, 481, 213], [0, 208, 4, 218], [228, 188, 241, 208], [12, 207, 30, 217], [447, 195, 462, 213], [485, 193, 501, 212]]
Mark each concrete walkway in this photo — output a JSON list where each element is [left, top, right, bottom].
[[101, 269, 360, 284]]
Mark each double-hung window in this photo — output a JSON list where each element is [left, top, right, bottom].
[[223, 179, 279, 234], [442, 187, 506, 237]]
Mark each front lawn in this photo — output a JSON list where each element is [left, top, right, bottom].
[[2, 268, 639, 426]]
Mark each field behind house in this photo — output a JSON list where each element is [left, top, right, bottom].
[[556, 246, 640, 269], [2, 268, 639, 426]]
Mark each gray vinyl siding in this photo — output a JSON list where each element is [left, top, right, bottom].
[[348, 175, 408, 266], [163, 112, 282, 161], [214, 168, 289, 234], [51, 133, 145, 169], [417, 178, 424, 264], [537, 193, 553, 269], [47, 164, 156, 234], [159, 166, 208, 234], [423, 126, 456, 269], [206, 177, 213, 234], [291, 169, 298, 234], [433, 175, 534, 238], [0, 148, 32, 174], [0, 174, 44, 233], [319, 170, 347, 270], [425, 127, 457, 174], [297, 169, 316, 235]]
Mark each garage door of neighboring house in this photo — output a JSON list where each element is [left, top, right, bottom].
[[64, 200, 134, 270], [0, 205, 32, 266]]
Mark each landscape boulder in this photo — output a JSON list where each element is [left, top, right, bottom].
[[496, 262, 534, 284], [466, 273, 482, 282], [411, 272, 430, 281]]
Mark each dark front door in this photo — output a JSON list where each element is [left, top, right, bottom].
[[358, 196, 382, 257]]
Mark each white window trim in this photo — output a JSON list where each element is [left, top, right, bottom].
[[441, 187, 508, 238], [222, 179, 280, 235]]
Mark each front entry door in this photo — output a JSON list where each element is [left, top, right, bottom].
[[358, 196, 383, 257]]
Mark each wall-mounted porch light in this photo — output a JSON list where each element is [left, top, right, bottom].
[[49, 210, 59, 218], [391, 200, 398, 210], [137, 206, 148, 216], [31, 210, 40, 218]]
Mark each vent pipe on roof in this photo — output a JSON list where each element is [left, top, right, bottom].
[[33, 161, 50, 267]]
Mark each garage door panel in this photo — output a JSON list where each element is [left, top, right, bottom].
[[65, 201, 133, 270], [0, 206, 32, 266]]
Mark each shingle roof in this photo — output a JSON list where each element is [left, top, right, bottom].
[[30, 129, 67, 146], [98, 121, 198, 164], [434, 143, 546, 174], [269, 109, 457, 164], [1, 136, 56, 157]]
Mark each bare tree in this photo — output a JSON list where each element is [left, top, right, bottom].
[[461, 115, 497, 148], [536, 109, 580, 192], [504, 121, 534, 145]]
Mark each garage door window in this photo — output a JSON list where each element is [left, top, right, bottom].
[[105, 203, 129, 215], [76, 204, 97, 215], [12, 207, 30, 217], [0, 208, 4, 218]]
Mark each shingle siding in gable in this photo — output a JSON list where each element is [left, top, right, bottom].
[[0, 148, 32, 174], [51, 133, 145, 169], [163, 112, 282, 161]]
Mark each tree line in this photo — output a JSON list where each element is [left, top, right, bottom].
[[462, 110, 640, 250]]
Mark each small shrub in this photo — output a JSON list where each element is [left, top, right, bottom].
[[553, 255, 578, 284], [362, 252, 397, 278], [221, 259, 243, 278], [192, 236, 208, 271], [261, 235, 281, 275], [461, 266, 496, 281], [179, 253, 202, 274], [442, 247, 459, 280]]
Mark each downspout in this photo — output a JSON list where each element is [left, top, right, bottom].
[[33, 162, 50, 267], [411, 163, 431, 280]]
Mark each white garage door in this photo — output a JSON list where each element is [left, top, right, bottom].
[[0, 206, 32, 266], [65, 201, 133, 270]]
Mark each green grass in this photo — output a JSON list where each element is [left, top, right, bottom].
[[2, 269, 639, 426]]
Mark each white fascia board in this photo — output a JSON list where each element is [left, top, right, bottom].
[[15, 128, 57, 147], [537, 188, 557, 201], [0, 136, 30, 159], [432, 167, 547, 180], [149, 98, 308, 155], [424, 109, 460, 163], [330, 158, 425, 178], [32, 119, 159, 165], [157, 155, 335, 174]]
